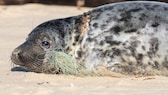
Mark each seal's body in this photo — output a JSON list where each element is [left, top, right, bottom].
[[11, 1, 168, 75]]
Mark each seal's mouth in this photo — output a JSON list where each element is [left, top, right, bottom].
[[11, 47, 45, 73], [11, 48, 25, 66], [11, 49, 29, 72]]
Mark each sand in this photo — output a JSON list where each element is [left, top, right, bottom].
[[0, 4, 168, 95]]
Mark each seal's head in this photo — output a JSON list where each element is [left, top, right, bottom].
[[11, 17, 75, 73]]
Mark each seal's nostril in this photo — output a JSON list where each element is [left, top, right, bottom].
[[12, 49, 21, 56]]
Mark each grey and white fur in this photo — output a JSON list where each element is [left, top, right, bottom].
[[11, 1, 168, 76]]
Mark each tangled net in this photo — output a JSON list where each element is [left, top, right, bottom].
[[43, 51, 79, 75]]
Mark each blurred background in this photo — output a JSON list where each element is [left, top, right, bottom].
[[0, 0, 167, 7]]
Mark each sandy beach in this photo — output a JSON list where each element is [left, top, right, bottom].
[[0, 4, 168, 95]]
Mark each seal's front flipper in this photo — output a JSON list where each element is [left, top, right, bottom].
[[11, 67, 30, 72]]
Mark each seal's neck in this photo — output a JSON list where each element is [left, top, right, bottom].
[[65, 14, 90, 58]]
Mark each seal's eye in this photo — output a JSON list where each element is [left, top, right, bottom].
[[41, 41, 50, 49]]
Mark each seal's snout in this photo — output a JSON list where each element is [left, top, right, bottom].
[[11, 48, 24, 66]]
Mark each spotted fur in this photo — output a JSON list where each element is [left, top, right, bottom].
[[11, 1, 168, 76]]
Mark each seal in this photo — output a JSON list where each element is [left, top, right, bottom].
[[11, 1, 168, 76]]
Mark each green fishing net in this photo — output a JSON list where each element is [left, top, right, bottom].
[[42, 51, 95, 76], [47, 51, 79, 75]]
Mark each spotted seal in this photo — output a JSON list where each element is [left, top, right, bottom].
[[11, 1, 168, 76]]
